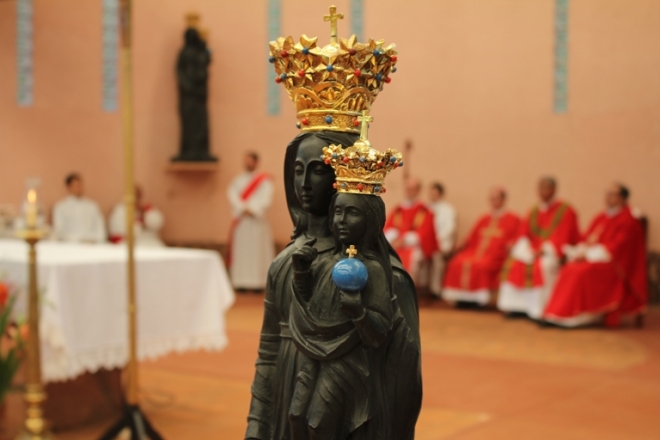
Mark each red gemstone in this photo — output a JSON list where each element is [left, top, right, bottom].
[[393, 163, 399, 168], [353, 119, 360, 127], [377, 161, 384, 167], [343, 157, 350, 163], [275, 76, 282, 84], [298, 69, 306, 77], [349, 49, 357, 55], [332, 182, 338, 188], [354, 69, 361, 77], [385, 77, 392, 84], [357, 184, 364, 191], [391, 55, 398, 62], [280, 50, 288, 57], [382, 187, 387, 194], [301, 118, 309, 126], [326, 159, 332, 165]]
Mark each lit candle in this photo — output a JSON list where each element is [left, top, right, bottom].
[[26, 189, 38, 229]]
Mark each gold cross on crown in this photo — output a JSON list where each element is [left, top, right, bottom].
[[346, 245, 358, 258], [324, 5, 344, 45], [357, 111, 373, 142]]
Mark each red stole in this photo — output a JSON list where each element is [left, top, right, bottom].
[[384, 202, 438, 271], [227, 172, 271, 267]]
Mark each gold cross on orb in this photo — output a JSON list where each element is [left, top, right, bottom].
[[324, 5, 344, 45], [346, 245, 358, 258], [357, 111, 373, 141]]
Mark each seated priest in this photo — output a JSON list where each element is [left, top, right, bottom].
[[428, 182, 458, 297], [497, 177, 580, 319], [109, 185, 165, 247], [443, 187, 520, 306], [384, 177, 438, 285], [543, 183, 647, 328], [52, 173, 107, 243]]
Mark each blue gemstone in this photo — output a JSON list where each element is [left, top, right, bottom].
[[374, 185, 381, 192], [359, 157, 366, 163], [332, 258, 369, 291], [399, 161, 404, 167], [376, 73, 383, 81], [296, 122, 301, 129], [319, 154, 324, 159], [373, 49, 381, 56], [341, 182, 347, 188], [325, 115, 333, 124], [332, 153, 338, 159], [392, 67, 397, 73], [390, 156, 397, 163], [268, 56, 275, 63], [302, 47, 310, 55], [326, 65, 334, 72], [280, 73, 287, 80]]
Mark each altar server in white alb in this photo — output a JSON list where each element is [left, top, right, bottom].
[[227, 152, 274, 291], [428, 182, 458, 296], [108, 185, 165, 247], [52, 173, 107, 243]]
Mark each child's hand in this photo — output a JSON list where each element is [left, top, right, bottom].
[[292, 238, 318, 272], [340, 290, 364, 319]]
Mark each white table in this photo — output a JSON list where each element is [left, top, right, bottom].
[[0, 239, 235, 382]]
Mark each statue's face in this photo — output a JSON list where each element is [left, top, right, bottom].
[[294, 136, 336, 216], [332, 193, 368, 246]]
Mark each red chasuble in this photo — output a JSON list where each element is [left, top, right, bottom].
[[444, 212, 521, 292], [501, 201, 579, 288], [544, 206, 647, 327], [384, 202, 438, 272]]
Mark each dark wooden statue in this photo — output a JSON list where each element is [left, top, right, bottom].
[[173, 26, 216, 162], [245, 131, 422, 440]]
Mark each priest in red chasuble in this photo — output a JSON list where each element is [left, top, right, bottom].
[[442, 187, 520, 306], [384, 177, 438, 283], [543, 183, 646, 328], [497, 177, 580, 319]]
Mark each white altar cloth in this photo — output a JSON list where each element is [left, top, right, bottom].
[[0, 239, 235, 382]]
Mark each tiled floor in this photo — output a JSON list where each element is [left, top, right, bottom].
[[5, 295, 660, 439]]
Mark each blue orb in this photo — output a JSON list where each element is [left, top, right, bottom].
[[302, 47, 310, 55], [325, 115, 333, 124], [332, 258, 368, 291]]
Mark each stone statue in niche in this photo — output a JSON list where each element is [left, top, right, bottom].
[[173, 13, 216, 162]]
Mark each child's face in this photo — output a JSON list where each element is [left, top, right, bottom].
[[332, 193, 368, 247]]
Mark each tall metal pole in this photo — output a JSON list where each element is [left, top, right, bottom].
[[119, 0, 139, 407]]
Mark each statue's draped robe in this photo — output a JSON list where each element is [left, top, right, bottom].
[[246, 237, 422, 440]]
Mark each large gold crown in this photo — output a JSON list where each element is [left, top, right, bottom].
[[322, 112, 403, 196], [269, 6, 398, 134]]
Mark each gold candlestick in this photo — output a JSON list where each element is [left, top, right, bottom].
[[15, 226, 52, 440]]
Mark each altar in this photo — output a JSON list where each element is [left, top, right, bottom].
[[0, 239, 235, 383]]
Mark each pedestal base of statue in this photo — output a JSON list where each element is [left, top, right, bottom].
[[98, 405, 162, 440]]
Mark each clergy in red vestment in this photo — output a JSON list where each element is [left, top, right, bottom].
[[543, 183, 646, 328], [443, 187, 521, 306], [384, 177, 438, 283], [497, 177, 580, 319]]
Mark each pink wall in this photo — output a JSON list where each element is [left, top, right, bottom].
[[2, 0, 660, 249]]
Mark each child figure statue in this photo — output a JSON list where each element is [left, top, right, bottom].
[[285, 113, 406, 439]]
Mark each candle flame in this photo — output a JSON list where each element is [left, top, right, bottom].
[[27, 189, 37, 203]]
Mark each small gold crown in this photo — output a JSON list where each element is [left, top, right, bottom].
[[322, 112, 403, 196], [269, 5, 398, 134]]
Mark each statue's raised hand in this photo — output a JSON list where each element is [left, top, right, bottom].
[[292, 237, 318, 272]]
